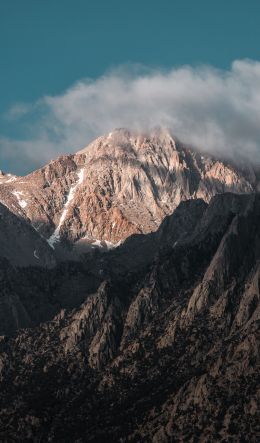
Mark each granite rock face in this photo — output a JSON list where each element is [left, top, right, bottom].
[[0, 128, 259, 440], [0, 128, 259, 254], [0, 193, 259, 442]]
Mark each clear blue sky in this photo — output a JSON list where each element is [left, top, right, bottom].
[[1, 0, 260, 115], [1, 0, 260, 173]]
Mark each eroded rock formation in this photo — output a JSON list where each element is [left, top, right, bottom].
[[0, 193, 259, 441]]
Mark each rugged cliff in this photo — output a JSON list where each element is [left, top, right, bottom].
[[0, 129, 259, 254], [0, 193, 259, 442]]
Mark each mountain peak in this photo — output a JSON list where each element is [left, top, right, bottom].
[[77, 127, 177, 154], [0, 130, 257, 257]]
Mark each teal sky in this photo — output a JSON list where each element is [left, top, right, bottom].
[[1, 0, 260, 173], [1, 0, 260, 113]]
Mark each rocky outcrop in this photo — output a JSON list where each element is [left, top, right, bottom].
[[0, 193, 259, 441], [60, 281, 124, 369]]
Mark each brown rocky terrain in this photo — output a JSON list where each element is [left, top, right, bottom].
[[0, 128, 259, 255], [0, 192, 259, 442]]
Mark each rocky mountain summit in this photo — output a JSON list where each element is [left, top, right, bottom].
[[0, 192, 259, 441], [0, 128, 259, 258], [0, 129, 259, 441]]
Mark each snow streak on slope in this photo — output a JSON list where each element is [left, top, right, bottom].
[[47, 169, 84, 249], [12, 191, 28, 209]]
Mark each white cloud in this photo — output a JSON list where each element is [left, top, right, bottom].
[[1, 59, 260, 174]]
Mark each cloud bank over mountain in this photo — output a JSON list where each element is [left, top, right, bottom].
[[1, 59, 260, 174]]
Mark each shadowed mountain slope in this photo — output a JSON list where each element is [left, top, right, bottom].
[[0, 192, 259, 442]]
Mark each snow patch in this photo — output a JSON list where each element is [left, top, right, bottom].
[[6, 175, 17, 183], [12, 191, 28, 209], [34, 250, 39, 259], [91, 238, 121, 249], [47, 168, 85, 249], [92, 239, 102, 247], [79, 234, 121, 250]]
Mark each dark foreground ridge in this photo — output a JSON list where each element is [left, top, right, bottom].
[[0, 193, 259, 442]]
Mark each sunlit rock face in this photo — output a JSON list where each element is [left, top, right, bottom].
[[0, 128, 258, 255]]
